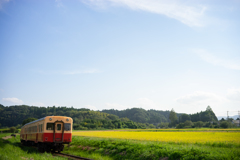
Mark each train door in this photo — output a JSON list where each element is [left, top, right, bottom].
[[54, 122, 64, 142], [36, 124, 38, 143]]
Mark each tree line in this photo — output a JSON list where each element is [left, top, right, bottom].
[[0, 104, 238, 130], [0, 104, 155, 130]]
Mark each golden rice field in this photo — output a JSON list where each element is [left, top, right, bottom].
[[73, 131, 240, 144]]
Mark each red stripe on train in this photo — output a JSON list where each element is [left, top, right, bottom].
[[43, 133, 72, 142]]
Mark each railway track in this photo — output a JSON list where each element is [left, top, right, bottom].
[[28, 145, 93, 160], [52, 152, 94, 160]]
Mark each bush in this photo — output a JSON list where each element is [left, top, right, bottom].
[[176, 123, 185, 129], [184, 120, 193, 127], [9, 127, 17, 133], [220, 121, 230, 128], [193, 121, 204, 128]]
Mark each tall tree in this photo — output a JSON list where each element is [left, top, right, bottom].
[[169, 109, 178, 126]]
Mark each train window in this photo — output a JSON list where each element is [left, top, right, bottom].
[[47, 123, 54, 130], [64, 123, 71, 131], [57, 124, 61, 130]]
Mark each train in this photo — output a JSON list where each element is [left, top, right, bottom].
[[20, 116, 73, 152]]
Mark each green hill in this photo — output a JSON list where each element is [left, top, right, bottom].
[[0, 104, 154, 130]]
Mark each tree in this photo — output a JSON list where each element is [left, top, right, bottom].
[[220, 118, 225, 122], [206, 106, 213, 112], [169, 109, 178, 127], [22, 117, 37, 126], [180, 114, 191, 122]]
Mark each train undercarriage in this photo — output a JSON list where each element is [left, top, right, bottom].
[[21, 140, 67, 152]]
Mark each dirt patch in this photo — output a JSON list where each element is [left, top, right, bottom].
[[21, 157, 34, 160], [159, 157, 169, 160], [2, 136, 12, 140], [119, 151, 126, 156], [79, 146, 92, 151]]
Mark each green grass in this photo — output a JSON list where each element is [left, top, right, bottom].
[[0, 133, 67, 160], [2, 131, 240, 160], [0, 133, 113, 160], [65, 136, 240, 160]]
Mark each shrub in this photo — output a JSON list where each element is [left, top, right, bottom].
[[220, 121, 230, 128], [9, 127, 17, 133]]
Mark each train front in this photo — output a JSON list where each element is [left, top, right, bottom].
[[44, 116, 73, 144]]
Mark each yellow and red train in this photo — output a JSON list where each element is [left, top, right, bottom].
[[20, 116, 73, 152]]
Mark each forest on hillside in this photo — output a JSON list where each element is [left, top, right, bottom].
[[0, 104, 155, 130], [1, 104, 230, 130], [102, 106, 218, 124]]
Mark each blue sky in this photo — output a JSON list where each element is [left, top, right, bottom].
[[0, 0, 239, 116]]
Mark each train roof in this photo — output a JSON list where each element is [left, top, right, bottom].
[[21, 116, 71, 128]]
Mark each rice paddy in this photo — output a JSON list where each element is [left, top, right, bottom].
[[73, 130, 240, 145]]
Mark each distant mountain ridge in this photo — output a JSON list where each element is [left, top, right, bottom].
[[217, 115, 239, 120], [101, 108, 174, 124], [102, 106, 218, 124]]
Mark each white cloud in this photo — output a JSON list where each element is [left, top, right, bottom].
[[84, 105, 98, 110], [2, 98, 24, 105], [194, 49, 240, 70], [82, 0, 207, 27], [63, 69, 99, 75], [175, 91, 223, 104], [136, 98, 158, 109], [31, 102, 45, 106], [227, 88, 240, 101]]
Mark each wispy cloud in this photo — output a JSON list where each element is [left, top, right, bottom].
[[2, 98, 24, 105], [82, 0, 207, 27], [63, 69, 99, 75], [103, 98, 159, 110], [104, 103, 130, 110], [175, 91, 223, 104], [227, 88, 240, 102], [0, 0, 9, 10], [194, 49, 240, 70], [55, 0, 64, 8], [35, 69, 100, 75], [136, 98, 158, 109], [84, 105, 98, 110]]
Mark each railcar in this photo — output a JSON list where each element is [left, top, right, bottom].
[[20, 116, 73, 152]]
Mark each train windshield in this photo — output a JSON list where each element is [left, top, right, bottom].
[[64, 123, 71, 131], [46, 123, 54, 130]]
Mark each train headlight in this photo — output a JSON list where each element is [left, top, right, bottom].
[[49, 118, 52, 121], [66, 118, 69, 121]]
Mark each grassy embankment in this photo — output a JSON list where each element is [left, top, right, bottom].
[[63, 129, 240, 160], [0, 133, 112, 160], [0, 133, 66, 160]]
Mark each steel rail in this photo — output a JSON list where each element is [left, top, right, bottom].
[[52, 152, 94, 160]]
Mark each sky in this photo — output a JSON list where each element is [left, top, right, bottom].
[[0, 0, 240, 117]]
